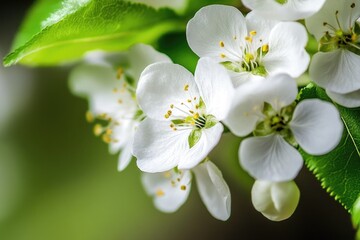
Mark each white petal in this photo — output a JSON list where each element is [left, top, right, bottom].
[[306, 0, 360, 41], [223, 79, 265, 137], [109, 119, 135, 153], [186, 5, 247, 62], [194, 58, 234, 120], [137, 62, 200, 121], [117, 139, 134, 172], [239, 134, 303, 182], [228, 71, 265, 88], [142, 169, 192, 213], [263, 22, 309, 78], [245, 12, 279, 49], [327, 89, 360, 108], [134, 118, 191, 173], [290, 99, 343, 155], [243, 0, 326, 21], [251, 180, 300, 221], [128, 43, 172, 82], [69, 63, 137, 117], [193, 161, 231, 221], [310, 50, 360, 94], [178, 123, 224, 169], [258, 74, 298, 113]]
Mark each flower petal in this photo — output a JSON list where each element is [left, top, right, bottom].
[[239, 134, 303, 181], [306, 0, 360, 41], [245, 11, 279, 49], [251, 180, 300, 221], [69, 63, 136, 117], [178, 123, 224, 169], [290, 99, 343, 155], [117, 139, 134, 172], [142, 169, 192, 213], [186, 5, 247, 62], [310, 50, 360, 94], [194, 58, 234, 120], [263, 22, 309, 78], [193, 161, 231, 221], [228, 71, 265, 88], [137, 62, 200, 121], [134, 118, 191, 173], [243, 0, 326, 21], [223, 79, 265, 137], [258, 74, 298, 113], [128, 43, 172, 82], [327, 89, 360, 108]]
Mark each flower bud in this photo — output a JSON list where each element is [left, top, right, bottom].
[[251, 180, 300, 221]]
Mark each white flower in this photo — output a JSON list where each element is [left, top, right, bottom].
[[69, 44, 171, 171], [242, 0, 326, 21], [306, 0, 360, 108], [224, 74, 343, 181], [186, 5, 309, 87], [251, 180, 300, 221], [142, 161, 231, 221], [133, 57, 234, 172]]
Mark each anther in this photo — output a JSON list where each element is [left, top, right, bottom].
[[219, 41, 225, 47], [156, 189, 165, 197], [250, 30, 257, 36], [262, 44, 269, 53], [180, 185, 186, 191], [93, 124, 103, 136], [220, 53, 226, 58], [116, 68, 123, 79], [184, 84, 189, 91], [351, 3, 355, 8], [85, 111, 94, 123]]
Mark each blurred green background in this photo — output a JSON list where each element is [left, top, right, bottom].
[[0, 1, 356, 239]]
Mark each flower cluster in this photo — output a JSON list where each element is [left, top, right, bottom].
[[70, 1, 351, 221]]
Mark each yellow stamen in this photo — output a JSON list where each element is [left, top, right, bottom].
[[116, 67, 124, 79], [106, 128, 113, 135], [245, 36, 253, 43], [156, 189, 165, 197], [180, 185, 186, 191], [102, 134, 112, 144], [85, 111, 94, 123], [220, 53, 226, 58], [219, 41, 225, 47], [184, 84, 189, 91], [262, 44, 269, 53], [250, 30, 257, 36], [93, 124, 103, 136]]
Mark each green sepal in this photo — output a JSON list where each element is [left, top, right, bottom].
[[188, 129, 202, 148], [205, 115, 218, 129]]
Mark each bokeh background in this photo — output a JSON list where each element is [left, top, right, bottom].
[[0, 1, 356, 239]]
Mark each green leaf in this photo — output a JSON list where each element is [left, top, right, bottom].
[[4, 0, 182, 66], [299, 83, 360, 211], [10, 0, 64, 51], [188, 129, 202, 148]]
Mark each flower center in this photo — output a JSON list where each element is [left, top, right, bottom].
[[219, 30, 269, 77], [164, 84, 217, 132], [275, 0, 287, 4], [254, 102, 297, 146], [88, 67, 141, 144], [320, 3, 360, 54]]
